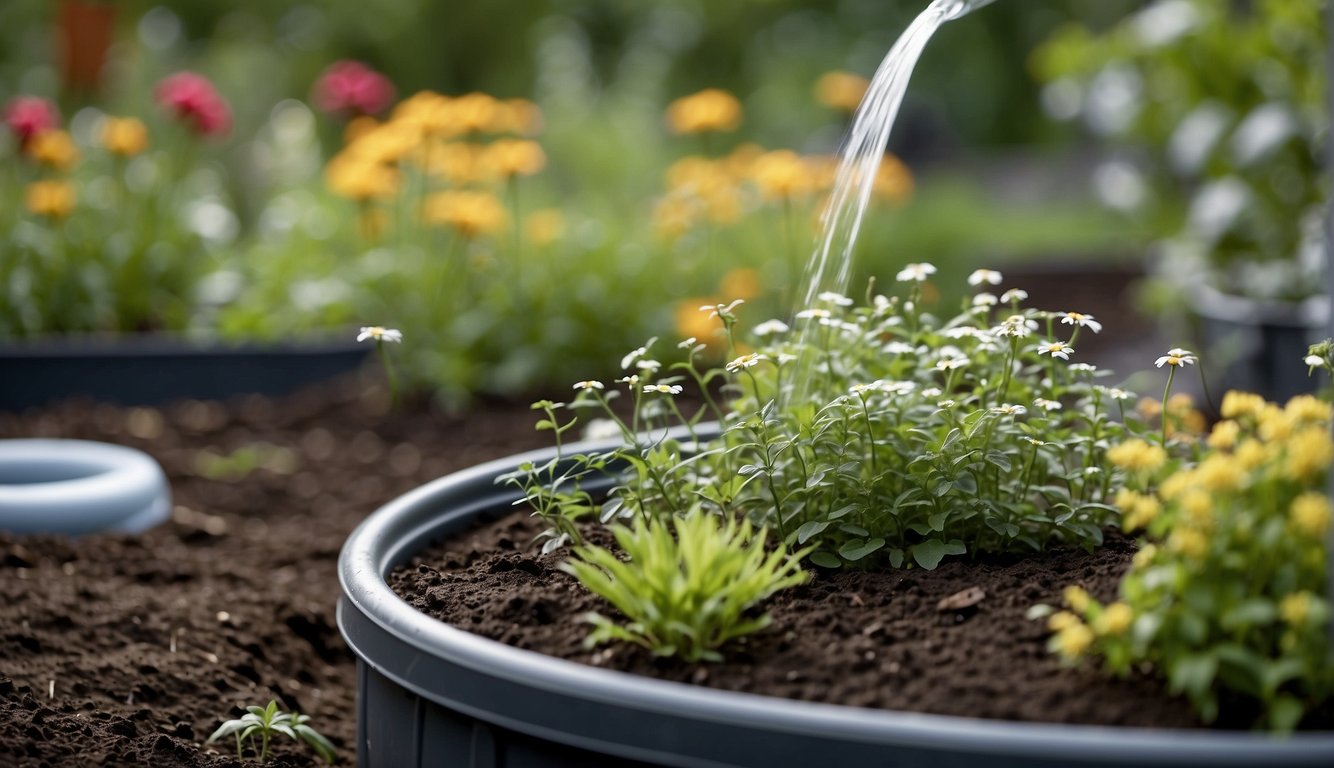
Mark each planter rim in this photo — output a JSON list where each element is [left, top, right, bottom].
[[0, 331, 366, 358], [339, 433, 1334, 766]]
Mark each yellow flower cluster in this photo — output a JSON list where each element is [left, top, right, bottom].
[[325, 90, 548, 241], [815, 70, 870, 114], [24, 179, 76, 219], [18, 114, 151, 220], [666, 88, 742, 135]]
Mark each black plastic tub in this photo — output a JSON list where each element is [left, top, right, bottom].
[[0, 333, 369, 410], [337, 437, 1334, 768]]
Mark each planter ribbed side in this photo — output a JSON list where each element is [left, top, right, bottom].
[[1190, 285, 1328, 403], [337, 435, 1334, 768]]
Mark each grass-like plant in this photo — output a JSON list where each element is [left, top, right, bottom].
[[563, 508, 809, 662], [1047, 387, 1333, 731], [206, 700, 336, 764]]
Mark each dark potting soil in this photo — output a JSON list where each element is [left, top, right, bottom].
[[394, 512, 1334, 732], [0, 376, 552, 767]]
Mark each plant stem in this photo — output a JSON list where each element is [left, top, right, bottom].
[[1161, 366, 1177, 447]]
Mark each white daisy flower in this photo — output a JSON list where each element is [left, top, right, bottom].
[[700, 299, 744, 318], [992, 315, 1037, 339], [991, 404, 1027, 416], [1155, 348, 1197, 368], [1000, 288, 1028, 304], [795, 308, 832, 320], [972, 292, 999, 307], [1069, 363, 1098, 374], [935, 357, 969, 371], [1034, 398, 1062, 411], [1106, 387, 1133, 401], [818, 291, 854, 306], [726, 353, 766, 373], [1306, 354, 1328, 369], [636, 359, 662, 372], [1060, 312, 1103, 333], [1036, 341, 1074, 360], [968, 269, 1003, 286], [643, 383, 683, 395], [357, 326, 403, 343], [1023, 437, 1046, 446], [849, 381, 884, 395], [616, 375, 640, 386], [776, 353, 798, 365], [896, 262, 937, 282], [882, 380, 917, 395], [753, 319, 790, 336], [572, 380, 604, 391], [936, 399, 957, 408], [922, 387, 943, 398], [884, 341, 916, 354], [621, 346, 648, 369], [677, 337, 698, 349]]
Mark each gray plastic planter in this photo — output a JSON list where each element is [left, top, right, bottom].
[[0, 439, 171, 535], [338, 437, 1334, 768]]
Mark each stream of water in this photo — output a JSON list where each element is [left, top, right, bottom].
[[793, 0, 997, 376]]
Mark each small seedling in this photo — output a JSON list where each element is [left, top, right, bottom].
[[206, 700, 336, 764]]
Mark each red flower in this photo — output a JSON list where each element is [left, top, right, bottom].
[[155, 72, 231, 138], [4, 97, 59, 149], [313, 60, 395, 117]]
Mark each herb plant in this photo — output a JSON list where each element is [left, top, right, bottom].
[[206, 700, 336, 764], [1049, 391, 1333, 731]]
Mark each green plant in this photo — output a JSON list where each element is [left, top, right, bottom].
[[1033, 0, 1326, 303], [564, 507, 809, 662], [205, 700, 336, 764], [1046, 390, 1333, 731]]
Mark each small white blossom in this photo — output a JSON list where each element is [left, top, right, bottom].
[[621, 346, 648, 369], [677, 337, 698, 349], [726, 353, 765, 373], [968, 269, 1003, 286], [776, 353, 798, 365], [1306, 354, 1327, 369], [357, 326, 403, 343], [1036, 341, 1074, 360], [873, 294, 892, 311], [1084, 467, 1103, 476], [850, 381, 884, 395], [884, 341, 916, 355], [1060, 312, 1103, 333], [882, 380, 917, 395], [922, 387, 943, 398], [936, 399, 957, 408], [643, 383, 682, 395], [753, 319, 790, 336], [636, 359, 662, 373], [935, 357, 969, 371], [992, 315, 1037, 339], [1069, 363, 1098, 374], [616, 375, 640, 386], [1034, 398, 1062, 411], [896, 262, 937, 282], [1106, 387, 1133, 401], [991, 404, 1027, 416], [1023, 437, 1046, 446], [1000, 289, 1028, 304], [818, 291, 854, 306], [572, 380, 604, 391], [1155, 348, 1197, 368], [795, 308, 832, 320], [943, 326, 982, 339], [972, 292, 998, 307], [700, 299, 744, 319]]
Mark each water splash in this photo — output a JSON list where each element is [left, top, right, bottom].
[[795, 0, 997, 317]]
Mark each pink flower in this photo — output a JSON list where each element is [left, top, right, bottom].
[[155, 72, 231, 138], [4, 97, 59, 149], [313, 60, 395, 117]]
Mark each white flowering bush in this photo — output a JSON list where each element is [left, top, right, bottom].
[[509, 267, 1146, 657]]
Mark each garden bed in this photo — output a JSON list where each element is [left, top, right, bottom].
[[0, 377, 550, 767]]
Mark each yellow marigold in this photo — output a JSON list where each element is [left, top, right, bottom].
[[1093, 602, 1134, 636], [524, 209, 565, 246], [720, 268, 760, 302], [1284, 426, 1334, 481], [1137, 397, 1162, 420], [1178, 489, 1213, 529], [666, 88, 742, 135], [1132, 543, 1158, 569], [344, 115, 381, 144], [494, 98, 543, 135], [1234, 438, 1270, 471], [1158, 470, 1195, 501], [1047, 611, 1081, 632], [1290, 492, 1331, 537], [1221, 391, 1266, 421], [666, 156, 730, 193], [1258, 404, 1294, 443], [874, 154, 914, 205], [1166, 393, 1206, 436], [701, 184, 742, 225], [100, 117, 148, 157], [325, 155, 399, 201], [423, 189, 506, 238], [1106, 439, 1167, 473], [422, 141, 484, 185], [392, 90, 449, 128], [1285, 394, 1331, 424], [1195, 453, 1242, 492], [28, 129, 79, 170], [1168, 528, 1209, 560], [1207, 420, 1241, 450], [751, 149, 812, 201], [483, 139, 546, 178], [1054, 623, 1095, 659], [24, 179, 76, 218], [652, 193, 700, 241], [452, 92, 501, 134], [1123, 493, 1161, 532], [1063, 585, 1091, 613], [722, 142, 764, 178], [814, 70, 870, 113], [1279, 592, 1313, 626], [345, 120, 421, 164]]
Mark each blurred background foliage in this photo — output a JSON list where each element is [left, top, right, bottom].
[[0, 0, 1209, 400]]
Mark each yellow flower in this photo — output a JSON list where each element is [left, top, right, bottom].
[[100, 117, 148, 157], [666, 156, 730, 193], [1158, 470, 1194, 501], [1279, 592, 1313, 626], [1221, 391, 1266, 421], [674, 298, 724, 353], [494, 98, 543, 135], [1132, 543, 1158, 569], [1234, 439, 1269, 471], [1165, 393, 1205, 436], [1093, 602, 1133, 636], [483, 139, 546, 178], [1290, 492, 1331, 537], [666, 88, 742, 135], [652, 193, 700, 241], [1195, 453, 1242, 492], [344, 115, 381, 144], [24, 180, 76, 218], [452, 92, 501, 134], [345, 120, 421, 165], [1047, 611, 1081, 632], [1123, 493, 1162, 532], [814, 70, 870, 113], [1055, 623, 1095, 659], [1258, 404, 1294, 443], [1207, 420, 1240, 450], [722, 143, 764, 178], [1178, 489, 1212, 529], [28, 129, 80, 170], [422, 141, 484, 185], [720, 268, 760, 302], [1106, 439, 1167, 473], [701, 184, 742, 225], [524, 209, 565, 246], [1063, 585, 1091, 613], [325, 155, 399, 201], [1168, 528, 1209, 560], [873, 154, 914, 205], [423, 189, 506, 238], [751, 149, 812, 201], [1284, 426, 1333, 481], [1285, 394, 1331, 424]]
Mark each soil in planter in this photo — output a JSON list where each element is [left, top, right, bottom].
[[393, 513, 1334, 731], [0, 377, 552, 767]]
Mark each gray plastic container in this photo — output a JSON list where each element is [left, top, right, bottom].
[[337, 437, 1334, 768]]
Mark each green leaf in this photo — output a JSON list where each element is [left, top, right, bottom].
[[795, 520, 830, 545], [1168, 653, 1218, 699], [930, 478, 953, 497], [1220, 599, 1277, 630], [1268, 696, 1306, 734], [838, 537, 886, 562], [887, 548, 904, 568], [809, 550, 842, 568], [911, 540, 950, 570]]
